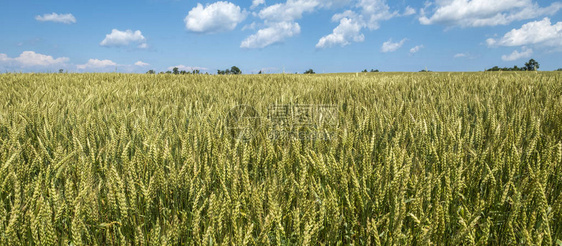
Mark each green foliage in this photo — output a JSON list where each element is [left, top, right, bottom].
[[487, 59, 540, 71], [0, 72, 561, 245], [230, 66, 241, 75], [146, 70, 155, 74], [486, 65, 526, 71], [218, 66, 242, 75], [525, 59, 539, 71], [304, 69, 315, 74], [362, 69, 379, 73]]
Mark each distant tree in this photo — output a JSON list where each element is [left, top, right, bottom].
[[362, 69, 368, 73], [370, 69, 379, 72], [486, 64, 528, 71], [173, 67, 179, 75], [59, 69, 64, 73], [258, 70, 262, 74], [230, 66, 242, 75], [217, 67, 240, 75], [557, 68, 562, 71], [159, 71, 164, 74], [304, 69, 315, 74], [146, 70, 155, 74], [419, 69, 431, 72], [525, 59, 539, 71], [165, 71, 172, 74]]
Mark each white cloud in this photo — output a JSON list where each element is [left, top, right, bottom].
[[410, 45, 424, 54], [258, 0, 319, 22], [501, 46, 533, 61], [316, 18, 364, 48], [0, 54, 9, 63], [241, 22, 301, 48], [35, 13, 76, 24], [381, 38, 406, 52], [357, 0, 397, 30], [134, 61, 149, 66], [243, 0, 355, 48], [167, 65, 208, 71], [454, 53, 468, 58], [0, 51, 69, 67], [419, 0, 562, 27], [251, 0, 265, 9], [184, 2, 246, 33], [100, 29, 147, 48], [486, 18, 562, 48], [316, 0, 397, 49], [403, 6, 416, 16], [77, 59, 117, 70], [242, 22, 258, 31]]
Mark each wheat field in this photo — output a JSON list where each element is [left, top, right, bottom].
[[0, 72, 561, 245]]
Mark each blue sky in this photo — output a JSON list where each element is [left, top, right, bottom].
[[1, 0, 561, 73]]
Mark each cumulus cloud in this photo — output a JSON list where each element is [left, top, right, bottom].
[[0, 51, 69, 67], [486, 18, 562, 48], [317, 0, 397, 49], [419, 0, 562, 27], [242, 22, 258, 31], [184, 2, 246, 33], [251, 0, 265, 9], [100, 29, 147, 48], [410, 45, 424, 54], [77, 59, 117, 70], [501, 46, 533, 61], [134, 61, 149, 66], [241, 22, 301, 48], [243, 0, 355, 48], [354, 0, 397, 30], [316, 18, 364, 48], [403, 6, 416, 16], [381, 38, 406, 52], [257, 0, 322, 22], [35, 13, 76, 24], [167, 65, 208, 71], [0, 54, 9, 62]]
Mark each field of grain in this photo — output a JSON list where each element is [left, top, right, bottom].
[[0, 72, 561, 245]]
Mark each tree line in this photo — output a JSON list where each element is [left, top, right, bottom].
[[142, 59, 562, 75], [486, 59, 539, 71], [146, 66, 242, 75]]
